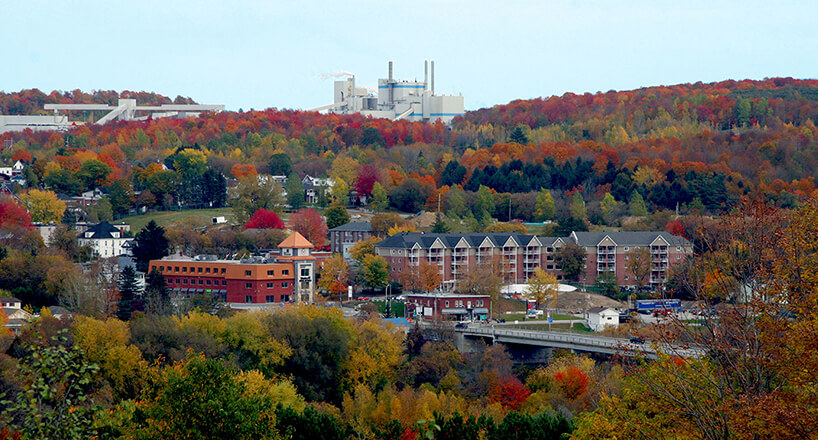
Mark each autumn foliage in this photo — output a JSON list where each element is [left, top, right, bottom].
[[489, 377, 532, 411], [0, 197, 32, 228], [553, 366, 590, 400], [244, 208, 285, 229]]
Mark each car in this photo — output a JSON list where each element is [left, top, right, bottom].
[[454, 322, 469, 329], [629, 336, 645, 344], [355, 296, 371, 301]]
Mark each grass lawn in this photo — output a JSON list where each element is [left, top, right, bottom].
[[503, 312, 577, 321], [119, 207, 236, 231]]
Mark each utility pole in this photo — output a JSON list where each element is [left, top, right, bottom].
[[508, 197, 511, 221], [438, 193, 441, 213]]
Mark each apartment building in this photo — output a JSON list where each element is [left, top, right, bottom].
[[375, 231, 692, 291], [328, 221, 374, 257]]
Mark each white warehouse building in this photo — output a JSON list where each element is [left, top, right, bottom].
[[317, 61, 464, 124]]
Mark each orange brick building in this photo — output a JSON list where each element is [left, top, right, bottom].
[[149, 232, 318, 304]]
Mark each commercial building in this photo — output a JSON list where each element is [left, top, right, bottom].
[[149, 232, 317, 304], [314, 61, 465, 124], [405, 293, 491, 321], [375, 231, 693, 291]]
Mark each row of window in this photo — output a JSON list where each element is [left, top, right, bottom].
[[168, 278, 227, 286], [158, 265, 226, 274], [246, 295, 291, 303]]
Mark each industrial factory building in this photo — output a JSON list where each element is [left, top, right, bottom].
[[314, 61, 464, 124]]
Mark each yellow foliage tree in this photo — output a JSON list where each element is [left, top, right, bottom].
[[20, 189, 66, 223]]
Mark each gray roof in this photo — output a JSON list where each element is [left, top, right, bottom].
[[0, 297, 21, 302], [376, 232, 564, 249], [571, 231, 691, 247], [329, 221, 372, 233], [78, 221, 131, 240], [587, 306, 616, 314]]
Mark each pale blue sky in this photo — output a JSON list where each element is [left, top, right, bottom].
[[1, 1, 815, 111]]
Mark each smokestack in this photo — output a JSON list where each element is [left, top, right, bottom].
[[431, 60, 435, 94], [424, 60, 428, 90], [388, 61, 393, 81]]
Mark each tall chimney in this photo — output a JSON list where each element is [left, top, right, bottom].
[[388, 61, 393, 81], [431, 60, 435, 94], [424, 60, 428, 90]]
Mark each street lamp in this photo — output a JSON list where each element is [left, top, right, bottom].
[[385, 284, 392, 318]]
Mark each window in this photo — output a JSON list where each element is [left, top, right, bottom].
[[266, 295, 275, 303], [205, 267, 211, 273], [197, 267, 203, 273], [245, 283, 252, 289], [245, 295, 253, 303], [624, 247, 629, 251], [624, 276, 629, 280], [182, 267, 187, 272], [300, 268, 310, 277], [267, 270, 275, 276], [625, 256, 629, 260], [183, 279, 188, 284], [221, 268, 226, 274], [206, 280, 211, 285], [677, 246, 681, 251], [222, 280, 227, 285], [445, 300, 449, 307], [282, 282, 289, 287], [281, 295, 290, 302], [282, 270, 289, 275], [267, 282, 275, 288], [198, 280, 204, 285], [174, 266, 180, 272], [245, 270, 252, 276], [677, 255, 681, 260]]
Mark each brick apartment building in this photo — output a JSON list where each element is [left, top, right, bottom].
[[328, 221, 374, 258], [149, 232, 318, 304], [375, 231, 692, 291]]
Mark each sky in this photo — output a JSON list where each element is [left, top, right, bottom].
[[1, 0, 816, 112]]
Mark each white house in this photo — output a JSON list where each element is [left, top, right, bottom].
[[586, 306, 620, 332], [1, 297, 32, 335], [77, 221, 134, 258]]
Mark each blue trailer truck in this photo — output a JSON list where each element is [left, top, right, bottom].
[[635, 299, 682, 314]]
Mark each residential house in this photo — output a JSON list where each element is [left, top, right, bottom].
[[77, 221, 134, 258]]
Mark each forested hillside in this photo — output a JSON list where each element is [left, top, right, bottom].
[[2, 77, 818, 223]]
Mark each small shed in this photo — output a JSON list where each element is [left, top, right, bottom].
[[586, 306, 620, 332]]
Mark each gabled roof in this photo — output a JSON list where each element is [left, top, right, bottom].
[[376, 232, 567, 250], [588, 306, 617, 314], [328, 221, 372, 232], [571, 231, 691, 248], [278, 231, 314, 249]]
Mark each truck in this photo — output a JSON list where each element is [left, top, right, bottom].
[[635, 299, 682, 314]]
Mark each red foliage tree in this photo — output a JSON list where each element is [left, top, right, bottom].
[[553, 366, 590, 400], [489, 376, 532, 411], [355, 165, 380, 197], [244, 208, 285, 230], [11, 150, 31, 163], [289, 208, 327, 247], [666, 220, 685, 237], [0, 197, 32, 228]]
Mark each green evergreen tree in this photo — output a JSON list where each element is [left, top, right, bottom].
[[285, 173, 305, 210], [116, 265, 141, 321], [629, 190, 648, 217], [432, 212, 450, 233], [600, 192, 619, 224], [132, 220, 170, 272]]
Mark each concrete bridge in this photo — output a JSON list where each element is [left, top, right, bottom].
[[454, 325, 704, 361]]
